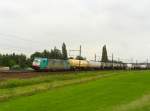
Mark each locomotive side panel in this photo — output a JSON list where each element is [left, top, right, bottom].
[[48, 59, 70, 71]]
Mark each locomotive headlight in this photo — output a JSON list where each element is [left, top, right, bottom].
[[33, 59, 41, 66]]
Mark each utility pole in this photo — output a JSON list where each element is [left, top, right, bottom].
[[79, 45, 81, 57], [131, 58, 133, 64], [69, 45, 82, 68], [118, 58, 120, 62], [112, 54, 114, 69], [136, 60, 138, 65], [118, 58, 120, 67], [136, 60, 138, 69], [147, 58, 148, 69], [69, 45, 82, 58], [95, 54, 97, 61], [79, 45, 82, 68]]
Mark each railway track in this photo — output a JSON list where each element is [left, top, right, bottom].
[[0, 70, 35, 74], [0, 70, 43, 79]]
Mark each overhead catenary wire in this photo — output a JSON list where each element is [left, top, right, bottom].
[[0, 42, 38, 53], [0, 32, 52, 54], [0, 33, 48, 46]]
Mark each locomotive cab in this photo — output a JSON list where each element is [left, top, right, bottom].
[[32, 58, 48, 70]]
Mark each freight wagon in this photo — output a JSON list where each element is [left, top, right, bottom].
[[69, 59, 89, 70], [88, 61, 101, 69]]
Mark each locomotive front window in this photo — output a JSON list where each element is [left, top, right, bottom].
[[43, 60, 46, 63], [34, 60, 40, 63]]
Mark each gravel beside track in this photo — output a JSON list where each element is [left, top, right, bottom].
[[0, 71, 47, 80]]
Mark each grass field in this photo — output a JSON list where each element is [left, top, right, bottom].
[[0, 70, 150, 111]]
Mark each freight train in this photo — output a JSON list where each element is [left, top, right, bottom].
[[32, 57, 140, 71]]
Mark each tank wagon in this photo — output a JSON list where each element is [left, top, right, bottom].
[[69, 59, 89, 70], [88, 61, 101, 69], [32, 58, 127, 71]]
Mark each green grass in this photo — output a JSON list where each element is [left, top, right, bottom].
[[0, 70, 150, 111], [0, 70, 119, 101], [0, 71, 113, 89]]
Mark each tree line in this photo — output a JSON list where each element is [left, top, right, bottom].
[[31, 43, 68, 60], [0, 53, 31, 69]]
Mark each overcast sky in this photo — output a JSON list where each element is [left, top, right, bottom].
[[0, 0, 150, 62]]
